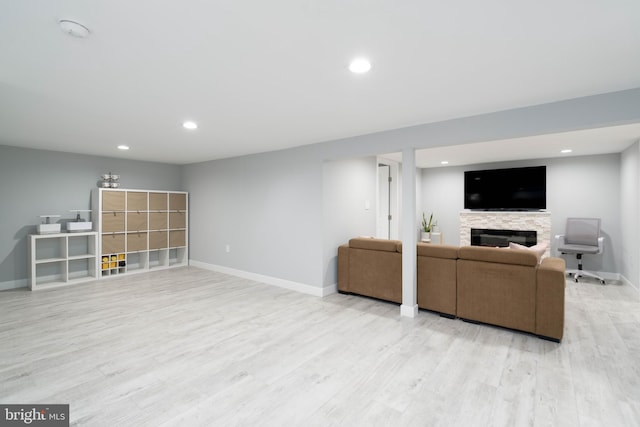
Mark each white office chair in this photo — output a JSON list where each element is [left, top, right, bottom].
[[555, 218, 605, 285]]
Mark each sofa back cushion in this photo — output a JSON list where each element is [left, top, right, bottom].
[[458, 245, 538, 267], [349, 237, 401, 253], [509, 242, 547, 264], [417, 243, 458, 259]]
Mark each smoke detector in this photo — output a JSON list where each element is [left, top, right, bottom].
[[59, 20, 90, 38]]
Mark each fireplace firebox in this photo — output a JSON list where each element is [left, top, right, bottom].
[[470, 228, 537, 247]]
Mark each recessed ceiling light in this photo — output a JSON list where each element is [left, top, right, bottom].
[[183, 121, 198, 130], [117, 145, 130, 150], [441, 161, 449, 165], [59, 20, 90, 38], [561, 149, 572, 154], [349, 58, 371, 74]]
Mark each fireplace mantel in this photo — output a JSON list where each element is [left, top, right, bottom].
[[459, 211, 552, 257]]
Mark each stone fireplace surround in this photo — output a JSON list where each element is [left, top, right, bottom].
[[460, 211, 552, 257]]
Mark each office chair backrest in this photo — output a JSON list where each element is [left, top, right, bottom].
[[565, 218, 600, 246]]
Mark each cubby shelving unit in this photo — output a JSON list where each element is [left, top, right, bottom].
[[92, 188, 188, 278], [28, 232, 98, 290]]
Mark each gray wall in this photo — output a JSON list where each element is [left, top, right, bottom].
[[419, 165, 464, 245], [183, 147, 325, 287], [0, 145, 183, 288], [420, 154, 623, 274], [3, 89, 640, 291], [183, 90, 640, 290], [322, 157, 377, 286], [621, 141, 640, 289]]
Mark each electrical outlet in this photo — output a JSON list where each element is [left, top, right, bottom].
[[225, 244, 231, 253]]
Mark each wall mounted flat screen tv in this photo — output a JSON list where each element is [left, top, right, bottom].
[[464, 166, 546, 211]]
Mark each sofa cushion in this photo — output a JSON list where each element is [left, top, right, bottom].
[[349, 237, 401, 252], [458, 245, 538, 267], [417, 243, 458, 259], [509, 242, 547, 263]]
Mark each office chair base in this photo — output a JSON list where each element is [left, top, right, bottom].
[[567, 269, 606, 285]]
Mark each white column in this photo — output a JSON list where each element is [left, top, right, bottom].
[[400, 147, 418, 318]]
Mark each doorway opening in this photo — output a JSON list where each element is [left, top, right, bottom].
[[376, 158, 399, 240]]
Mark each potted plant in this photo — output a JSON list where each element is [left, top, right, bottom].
[[421, 212, 436, 242]]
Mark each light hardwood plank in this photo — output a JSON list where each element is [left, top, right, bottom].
[[1, 268, 639, 426]]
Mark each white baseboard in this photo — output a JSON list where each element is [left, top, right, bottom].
[[571, 271, 638, 294], [189, 260, 337, 297], [618, 274, 639, 294], [400, 304, 419, 318], [599, 271, 622, 281], [0, 279, 28, 291]]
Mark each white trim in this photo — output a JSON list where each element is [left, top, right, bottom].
[[598, 271, 623, 281], [401, 148, 417, 312], [566, 270, 617, 280], [618, 274, 639, 294], [92, 187, 188, 194], [400, 304, 419, 318], [189, 260, 337, 297], [567, 271, 638, 294], [0, 279, 28, 291]]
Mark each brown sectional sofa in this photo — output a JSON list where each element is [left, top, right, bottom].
[[338, 237, 566, 342], [338, 238, 402, 303]]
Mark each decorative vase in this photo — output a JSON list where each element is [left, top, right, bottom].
[[430, 231, 441, 244]]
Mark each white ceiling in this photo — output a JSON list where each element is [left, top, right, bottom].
[[1, 1, 640, 165], [383, 123, 640, 168]]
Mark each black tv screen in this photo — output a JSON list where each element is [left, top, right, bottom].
[[464, 166, 546, 211]]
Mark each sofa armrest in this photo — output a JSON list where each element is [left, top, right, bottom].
[[535, 257, 566, 341], [338, 244, 350, 292]]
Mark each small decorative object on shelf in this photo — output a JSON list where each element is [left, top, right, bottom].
[[37, 215, 61, 234], [421, 212, 437, 242], [430, 230, 443, 245], [101, 253, 126, 271], [100, 172, 120, 188], [66, 210, 93, 232]]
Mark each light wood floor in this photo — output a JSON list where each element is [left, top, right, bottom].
[[1, 267, 639, 426]]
